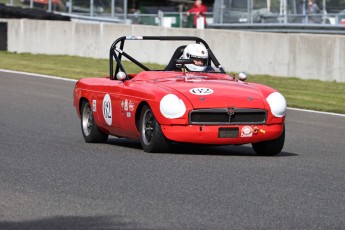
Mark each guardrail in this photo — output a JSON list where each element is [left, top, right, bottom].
[[58, 11, 214, 28], [209, 23, 345, 35], [55, 11, 345, 34], [58, 12, 126, 24]]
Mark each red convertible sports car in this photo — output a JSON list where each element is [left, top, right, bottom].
[[73, 36, 286, 155]]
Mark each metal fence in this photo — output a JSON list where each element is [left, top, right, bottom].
[[2, 0, 345, 27]]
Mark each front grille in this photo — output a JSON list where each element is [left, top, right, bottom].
[[189, 108, 267, 125], [192, 112, 229, 123]]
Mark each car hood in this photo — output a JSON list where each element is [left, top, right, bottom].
[[157, 77, 266, 109]]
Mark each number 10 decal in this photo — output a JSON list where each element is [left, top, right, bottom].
[[102, 94, 112, 126]]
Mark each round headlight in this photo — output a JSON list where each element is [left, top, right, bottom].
[[266, 92, 287, 117], [160, 94, 186, 119]]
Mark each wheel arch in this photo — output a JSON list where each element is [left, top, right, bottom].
[[78, 97, 89, 116], [135, 101, 150, 133]]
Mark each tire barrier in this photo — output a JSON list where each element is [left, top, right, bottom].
[[0, 3, 70, 21], [0, 22, 7, 51]]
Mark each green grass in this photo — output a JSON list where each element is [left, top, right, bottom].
[[1, 51, 345, 114], [250, 75, 345, 114], [0, 52, 162, 79]]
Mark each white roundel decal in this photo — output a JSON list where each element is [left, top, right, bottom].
[[190, 88, 214, 95], [241, 126, 253, 137], [102, 94, 112, 126]]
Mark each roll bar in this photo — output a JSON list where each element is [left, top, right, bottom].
[[109, 36, 224, 80]]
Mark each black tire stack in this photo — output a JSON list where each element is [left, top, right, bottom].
[[0, 21, 6, 51]]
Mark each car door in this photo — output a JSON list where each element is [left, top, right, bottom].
[[116, 80, 142, 139], [93, 78, 124, 135]]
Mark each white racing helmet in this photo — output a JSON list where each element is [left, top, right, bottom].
[[182, 43, 208, 72]]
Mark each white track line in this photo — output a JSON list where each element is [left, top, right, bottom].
[[1, 69, 344, 117], [0, 69, 77, 82], [286, 107, 345, 117]]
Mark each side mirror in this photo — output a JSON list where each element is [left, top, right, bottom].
[[116, 71, 127, 80], [238, 72, 247, 81]]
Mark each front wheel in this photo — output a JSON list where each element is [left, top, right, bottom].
[[139, 105, 170, 153], [81, 100, 108, 143], [252, 125, 285, 156]]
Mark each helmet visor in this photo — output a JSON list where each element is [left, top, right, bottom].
[[191, 57, 207, 66]]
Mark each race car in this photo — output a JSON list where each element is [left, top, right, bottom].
[[73, 36, 286, 156]]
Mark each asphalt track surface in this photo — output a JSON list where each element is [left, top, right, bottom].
[[1, 71, 345, 230]]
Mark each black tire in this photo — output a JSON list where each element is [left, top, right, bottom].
[[252, 125, 285, 156], [139, 105, 171, 153], [81, 100, 108, 143]]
